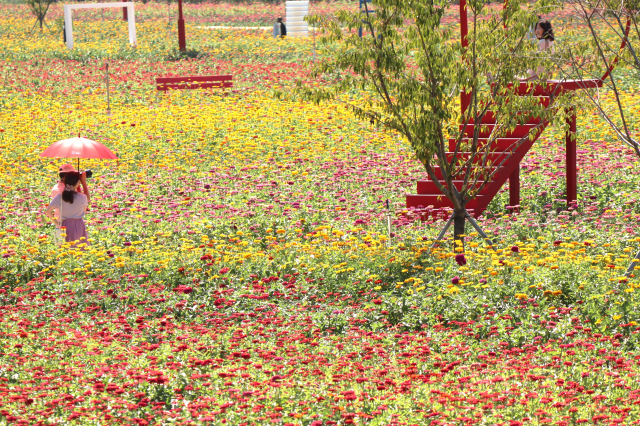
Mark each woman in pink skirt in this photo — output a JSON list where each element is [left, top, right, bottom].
[[45, 172, 90, 247]]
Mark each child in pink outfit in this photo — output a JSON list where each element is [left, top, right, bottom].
[[46, 172, 90, 247], [51, 164, 90, 217]]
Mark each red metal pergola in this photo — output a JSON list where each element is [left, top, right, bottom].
[[457, 0, 630, 207]]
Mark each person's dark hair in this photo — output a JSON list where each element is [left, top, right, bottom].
[[62, 172, 80, 204], [537, 19, 554, 41]]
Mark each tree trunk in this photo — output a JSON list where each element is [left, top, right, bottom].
[[453, 208, 466, 249]]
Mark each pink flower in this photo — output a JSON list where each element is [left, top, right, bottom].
[[455, 254, 467, 266]]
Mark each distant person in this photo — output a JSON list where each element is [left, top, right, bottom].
[[45, 172, 90, 247], [521, 19, 555, 81], [273, 17, 287, 38]]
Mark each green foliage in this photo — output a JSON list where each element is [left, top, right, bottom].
[[165, 47, 208, 61], [25, 0, 54, 31], [298, 0, 567, 216], [560, 0, 640, 158]]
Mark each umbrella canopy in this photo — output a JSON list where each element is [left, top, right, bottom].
[[40, 137, 117, 160]]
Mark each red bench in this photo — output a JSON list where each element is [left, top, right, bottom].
[[156, 75, 233, 91]]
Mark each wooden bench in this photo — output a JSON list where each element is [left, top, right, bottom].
[[156, 75, 233, 91]]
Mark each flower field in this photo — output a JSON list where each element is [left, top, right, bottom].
[[1, 2, 640, 425]]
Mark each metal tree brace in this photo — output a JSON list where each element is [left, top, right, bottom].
[[430, 211, 496, 250]]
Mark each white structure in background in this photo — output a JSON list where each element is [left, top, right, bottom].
[[63, 2, 137, 49], [285, 1, 309, 37]]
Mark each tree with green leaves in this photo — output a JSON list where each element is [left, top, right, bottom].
[[559, 0, 640, 275], [560, 0, 639, 158], [27, 0, 56, 31], [296, 0, 569, 246]]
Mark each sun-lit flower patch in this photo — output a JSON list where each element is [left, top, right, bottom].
[[0, 4, 640, 425]]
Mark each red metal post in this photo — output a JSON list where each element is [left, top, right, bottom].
[[459, 0, 471, 113], [566, 108, 577, 204], [509, 167, 520, 211], [505, 1, 514, 211], [178, 0, 186, 52], [123, 0, 128, 21]]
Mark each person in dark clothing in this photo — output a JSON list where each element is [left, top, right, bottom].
[[273, 17, 287, 38]]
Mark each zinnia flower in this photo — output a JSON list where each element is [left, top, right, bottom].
[[455, 253, 467, 266]]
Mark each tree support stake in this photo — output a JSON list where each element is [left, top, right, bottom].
[[430, 211, 495, 249], [465, 212, 496, 248], [626, 249, 640, 277], [431, 216, 453, 249]]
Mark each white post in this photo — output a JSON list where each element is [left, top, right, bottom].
[[285, 1, 309, 37], [127, 4, 137, 47], [64, 5, 74, 49]]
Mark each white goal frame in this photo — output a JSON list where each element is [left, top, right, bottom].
[[63, 2, 136, 50]]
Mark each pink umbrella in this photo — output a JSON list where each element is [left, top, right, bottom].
[[40, 136, 118, 170]]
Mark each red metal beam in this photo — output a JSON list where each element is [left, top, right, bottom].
[[122, 0, 128, 21], [156, 75, 233, 91], [601, 17, 631, 83], [156, 75, 232, 84]]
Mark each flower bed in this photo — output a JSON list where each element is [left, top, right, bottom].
[[0, 5, 639, 425]]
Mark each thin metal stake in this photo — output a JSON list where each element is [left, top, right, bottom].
[[106, 63, 111, 115], [431, 215, 454, 249], [386, 199, 391, 246], [625, 249, 640, 277], [465, 212, 495, 248], [312, 23, 317, 61]]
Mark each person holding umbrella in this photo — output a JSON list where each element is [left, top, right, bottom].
[[45, 172, 90, 247], [51, 164, 90, 212], [40, 136, 117, 244]]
